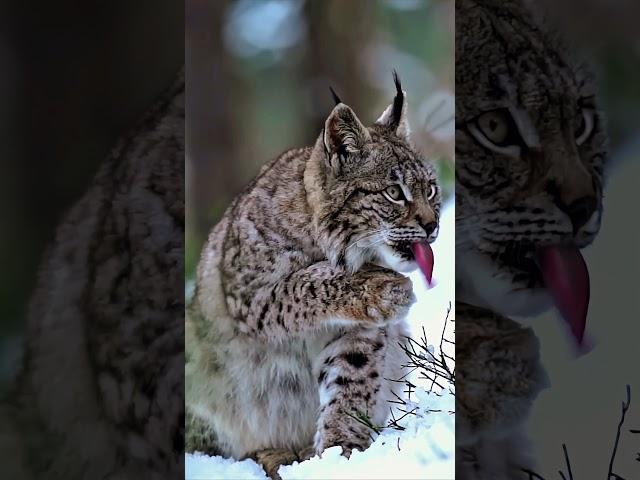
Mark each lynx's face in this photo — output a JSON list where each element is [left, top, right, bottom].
[[309, 75, 441, 273], [326, 130, 441, 273], [456, 0, 608, 316]]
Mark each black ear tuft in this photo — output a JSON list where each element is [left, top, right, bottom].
[[392, 70, 404, 125], [329, 86, 342, 106], [374, 71, 409, 139]]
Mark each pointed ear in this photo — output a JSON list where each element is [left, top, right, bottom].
[[323, 103, 370, 168], [375, 71, 410, 140]]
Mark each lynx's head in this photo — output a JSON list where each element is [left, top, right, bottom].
[[305, 74, 441, 274], [456, 0, 607, 325]]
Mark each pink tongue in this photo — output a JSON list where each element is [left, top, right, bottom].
[[537, 246, 590, 346], [411, 241, 434, 286]]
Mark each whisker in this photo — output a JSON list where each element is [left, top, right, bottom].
[[345, 229, 388, 252], [358, 238, 386, 249]]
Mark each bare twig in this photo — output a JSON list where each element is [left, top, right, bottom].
[[559, 444, 574, 480], [524, 385, 637, 479], [353, 303, 457, 436], [521, 468, 547, 479], [398, 302, 455, 401], [608, 385, 631, 479]]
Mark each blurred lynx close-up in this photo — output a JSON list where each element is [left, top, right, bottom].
[[0, 72, 185, 480], [454, 0, 632, 478]]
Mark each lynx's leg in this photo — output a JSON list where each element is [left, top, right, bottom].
[[221, 262, 414, 342], [313, 326, 394, 457], [185, 411, 221, 457], [249, 448, 299, 480], [296, 444, 317, 462], [456, 303, 547, 478], [457, 435, 536, 480]]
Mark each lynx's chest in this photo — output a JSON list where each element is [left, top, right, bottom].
[[229, 329, 337, 394], [221, 331, 339, 452]]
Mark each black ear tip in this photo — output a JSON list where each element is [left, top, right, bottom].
[[390, 70, 404, 125], [392, 69, 402, 95], [329, 86, 342, 106]]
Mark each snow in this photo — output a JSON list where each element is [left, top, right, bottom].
[[186, 389, 454, 480], [185, 202, 455, 479], [186, 454, 270, 480], [278, 390, 454, 480]]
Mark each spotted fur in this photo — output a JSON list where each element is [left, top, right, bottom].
[[186, 78, 441, 475]]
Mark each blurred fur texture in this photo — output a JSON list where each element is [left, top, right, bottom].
[[0, 72, 184, 480], [456, 0, 607, 477], [186, 76, 441, 477]]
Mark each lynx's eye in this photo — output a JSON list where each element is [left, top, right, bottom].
[[575, 108, 596, 146], [427, 184, 437, 201], [383, 185, 406, 204], [478, 111, 509, 143], [468, 109, 521, 156]]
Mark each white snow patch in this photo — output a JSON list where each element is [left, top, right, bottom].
[[279, 389, 454, 479], [185, 389, 454, 480], [185, 452, 269, 480]]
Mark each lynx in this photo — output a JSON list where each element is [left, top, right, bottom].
[[455, 0, 607, 477], [0, 72, 185, 480], [185, 75, 441, 477]]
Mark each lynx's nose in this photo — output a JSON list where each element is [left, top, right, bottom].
[[413, 201, 437, 237], [420, 221, 438, 236], [546, 173, 599, 234], [559, 196, 598, 234]]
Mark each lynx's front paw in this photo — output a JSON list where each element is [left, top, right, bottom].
[[249, 448, 298, 480], [345, 267, 415, 324]]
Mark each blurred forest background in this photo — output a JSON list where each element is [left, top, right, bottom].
[[186, 0, 455, 281]]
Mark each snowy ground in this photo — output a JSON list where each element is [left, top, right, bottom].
[[185, 202, 455, 480]]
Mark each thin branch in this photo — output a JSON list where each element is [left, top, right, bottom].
[[562, 444, 573, 480], [522, 385, 637, 480], [608, 385, 631, 479], [521, 468, 547, 480]]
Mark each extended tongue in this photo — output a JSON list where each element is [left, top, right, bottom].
[[411, 241, 434, 286], [537, 245, 590, 347]]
